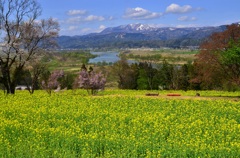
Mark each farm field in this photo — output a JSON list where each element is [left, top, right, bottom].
[[0, 90, 239, 157], [125, 49, 198, 65]]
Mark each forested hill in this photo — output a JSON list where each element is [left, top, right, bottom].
[[57, 23, 227, 49]]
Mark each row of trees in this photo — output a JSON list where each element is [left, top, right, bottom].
[[113, 24, 240, 91], [0, 0, 106, 95], [0, 0, 239, 94], [112, 57, 195, 91], [39, 65, 106, 95]]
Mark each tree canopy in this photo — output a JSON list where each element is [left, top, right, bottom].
[[193, 24, 240, 90], [0, 0, 59, 94]]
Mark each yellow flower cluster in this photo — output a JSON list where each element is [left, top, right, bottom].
[[0, 90, 239, 157]]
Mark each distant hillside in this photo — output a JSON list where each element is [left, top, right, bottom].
[[57, 23, 228, 49]]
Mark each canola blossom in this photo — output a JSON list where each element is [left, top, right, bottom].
[[0, 90, 239, 157]]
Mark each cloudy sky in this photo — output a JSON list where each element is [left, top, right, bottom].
[[38, 0, 240, 36]]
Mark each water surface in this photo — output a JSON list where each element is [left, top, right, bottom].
[[89, 52, 119, 63]]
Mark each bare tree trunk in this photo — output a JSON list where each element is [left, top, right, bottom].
[[1, 68, 13, 94], [0, 0, 59, 95]]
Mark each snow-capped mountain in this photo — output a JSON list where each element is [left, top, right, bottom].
[[57, 23, 229, 49], [100, 24, 157, 34], [99, 23, 226, 39]]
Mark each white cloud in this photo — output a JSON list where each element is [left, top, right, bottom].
[[67, 16, 82, 23], [60, 24, 107, 35], [124, 7, 162, 20], [84, 15, 105, 21], [176, 24, 199, 28], [68, 26, 79, 31], [80, 25, 106, 34], [178, 16, 197, 21], [67, 10, 87, 16], [166, 4, 193, 14], [67, 15, 105, 23]]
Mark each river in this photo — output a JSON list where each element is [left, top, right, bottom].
[[89, 51, 120, 64]]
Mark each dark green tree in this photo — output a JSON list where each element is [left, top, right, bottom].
[[178, 64, 190, 91], [22, 63, 48, 94], [112, 54, 138, 89], [137, 68, 149, 90], [158, 60, 174, 89], [137, 62, 159, 90]]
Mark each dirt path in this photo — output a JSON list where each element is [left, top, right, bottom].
[[145, 95, 240, 101]]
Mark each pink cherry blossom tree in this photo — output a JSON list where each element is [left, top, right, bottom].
[[76, 69, 106, 95], [41, 70, 65, 95]]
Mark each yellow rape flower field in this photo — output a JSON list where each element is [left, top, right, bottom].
[[0, 90, 239, 157]]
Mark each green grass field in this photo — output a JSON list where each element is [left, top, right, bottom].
[[0, 90, 239, 157], [125, 49, 198, 65]]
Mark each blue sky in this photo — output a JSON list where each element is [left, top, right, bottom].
[[38, 0, 240, 36]]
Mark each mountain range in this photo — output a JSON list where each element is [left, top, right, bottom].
[[57, 23, 228, 50]]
